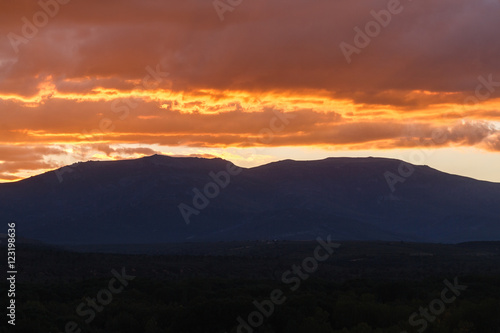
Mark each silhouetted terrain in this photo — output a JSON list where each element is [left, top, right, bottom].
[[1, 155, 499, 244], [5, 241, 500, 282], [1, 241, 500, 333]]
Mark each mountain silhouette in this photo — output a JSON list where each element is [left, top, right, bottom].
[[1, 155, 499, 244]]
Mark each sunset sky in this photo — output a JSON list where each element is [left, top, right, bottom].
[[1, 0, 499, 183]]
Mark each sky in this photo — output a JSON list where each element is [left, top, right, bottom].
[[0, 0, 499, 182]]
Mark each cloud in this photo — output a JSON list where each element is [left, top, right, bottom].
[[1, 0, 499, 181], [0, 0, 498, 103], [0, 145, 67, 181], [93, 144, 159, 157]]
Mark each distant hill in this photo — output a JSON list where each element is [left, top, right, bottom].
[[0, 155, 499, 244]]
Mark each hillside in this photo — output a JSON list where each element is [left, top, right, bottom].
[[0, 155, 499, 244]]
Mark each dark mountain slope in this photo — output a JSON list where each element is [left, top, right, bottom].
[[0, 155, 498, 244]]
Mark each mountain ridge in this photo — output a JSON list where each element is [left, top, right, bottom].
[[1, 155, 499, 244]]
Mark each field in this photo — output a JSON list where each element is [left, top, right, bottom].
[[1, 241, 500, 332]]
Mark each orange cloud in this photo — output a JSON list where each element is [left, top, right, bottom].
[[1, 0, 499, 181]]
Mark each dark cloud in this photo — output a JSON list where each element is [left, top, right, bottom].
[[0, 0, 498, 104], [1, 0, 499, 180]]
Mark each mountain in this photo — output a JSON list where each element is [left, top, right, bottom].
[[0, 155, 499, 244]]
